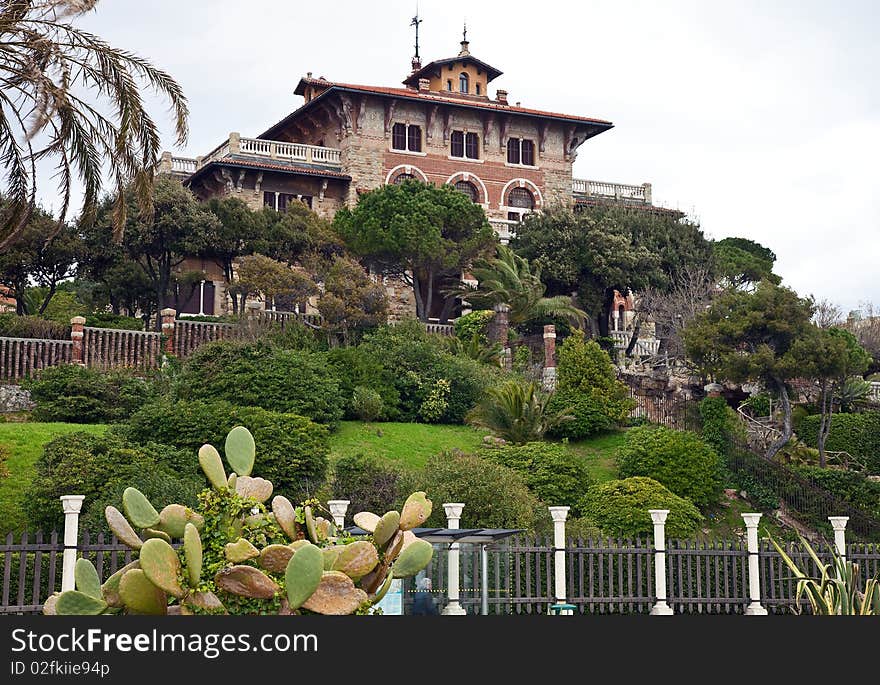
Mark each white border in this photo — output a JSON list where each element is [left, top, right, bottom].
[[385, 164, 429, 184], [499, 177, 544, 209]]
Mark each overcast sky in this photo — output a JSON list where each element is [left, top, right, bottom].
[[62, 0, 880, 314]]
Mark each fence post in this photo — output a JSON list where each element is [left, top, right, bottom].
[[542, 325, 557, 391], [741, 513, 768, 615], [442, 503, 466, 615], [828, 516, 848, 561], [160, 308, 176, 355], [70, 316, 86, 365], [548, 506, 571, 614], [60, 495, 85, 592], [327, 500, 350, 529], [649, 509, 673, 615]]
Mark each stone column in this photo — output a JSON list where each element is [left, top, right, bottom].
[[649, 509, 673, 615], [828, 517, 849, 560], [69, 316, 86, 365], [60, 495, 85, 592], [549, 506, 571, 613], [327, 500, 350, 529], [643, 183, 653, 205], [442, 503, 466, 615], [489, 304, 511, 370], [159, 151, 173, 174], [741, 513, 768, 615], [542, 325, 557, 391], [160, 308, 176, 355], [228, 131, 241, 155]]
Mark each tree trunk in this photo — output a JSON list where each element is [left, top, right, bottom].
[[425, 270, 434, 322], [765, 378, 792, 460], [411, 272, 428, 322], [597, 289, 615, 338], [817, 381, 830, 467], [625, 313, 643, 358], [37, 282, 57, 315], [438, 295, 457, 325]]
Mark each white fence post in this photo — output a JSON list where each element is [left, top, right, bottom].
[[327, 500, 350, 529], [442, 503, 466, 615], [60, 495, 85, 592], [828, 516, 849, 561], [548, 506, 570, 614], [741, 513, 768, 615], [649, 509, 673, 615]]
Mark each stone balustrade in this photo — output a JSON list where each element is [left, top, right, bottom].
[[572, 178, 652, 204]]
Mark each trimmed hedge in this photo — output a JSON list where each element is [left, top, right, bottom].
[[0, 314, 69, 340], [123, 399, 329, 496], [579, 477, 704, 538], [789, 465, 880, 518], [331, 453, 402, 518], [482, 442, 593, 514], [796, 412, 880, 473], [617, 425, 722, 508]]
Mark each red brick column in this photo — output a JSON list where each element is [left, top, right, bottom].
[[542, 324, 557, 390], [70, 316, 85, 365], [161, 308, 177, 355]]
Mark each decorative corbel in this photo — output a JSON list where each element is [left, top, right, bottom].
[[383, 98, 397, 137], [425, 104, 439, 142], [498, 115, 510, 152], [442, 108, 453, 145], [482, 113, 495, 152], [338, 94, 355, 134], [254, 171, 263, 193], [235, 169, 246, 190], [355, 94, 366, 132], [563, 124, 576, 161], [538, 121, 550, 155], [218, 167, 234, 192], [319, 179, 328, 202]]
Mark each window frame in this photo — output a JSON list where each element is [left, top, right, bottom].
[[391, 122, 423, 153], [454, 180, 479, 202], [450, 130, 480, 160], [506, 137, 537, 167], [459, 72, 469, 94]]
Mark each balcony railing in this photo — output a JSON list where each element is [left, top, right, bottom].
[[610, 329, 660, 356], [572, 178, 652, 204], [489, 218, 519, 245], [162, 132, 342, 177]]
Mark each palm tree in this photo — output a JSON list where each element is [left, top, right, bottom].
[[449, 244, 587, 328], [466, 380, 573, 444], [0, 1, 189, 251]]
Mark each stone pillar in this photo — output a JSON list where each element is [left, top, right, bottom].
[[60, 495, 85, 592], [612, 308, 620, 332], [327, 500, 350, 529], [69, 316, 86, 365], [160, 308, 176, 355], [542, 325, 557, 390], [649, 509, 673, 615], [442, 503, 466, 615], [489, 304, 511, 369], [159, 151, 173, 174], [228, 131, 241, 155], [828, 517, 849, 560], [549, 506, 570, 613], [643, 182, 653, 205], [704, 382, 724, 398], [741, 513, 768, 615]]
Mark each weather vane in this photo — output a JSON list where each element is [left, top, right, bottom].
[[463, 21, 467, 43], [410, 7, 423, 59]]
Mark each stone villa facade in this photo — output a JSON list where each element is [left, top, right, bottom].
[[161, 37, 663, 328]]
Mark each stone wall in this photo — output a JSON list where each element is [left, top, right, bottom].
[[0, 384, 34, 413]]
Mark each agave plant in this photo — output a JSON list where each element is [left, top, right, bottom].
[[466, 380, 573, 444], [768, 533, 880, 615]]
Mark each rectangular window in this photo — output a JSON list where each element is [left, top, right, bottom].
[[508, 211, 522, 222], [507, 138, 536, 166], [392, 123, 407, 151], [407, 125, 422, 152], [450, 130, 464, 158], [392, 123, 422, 152], [507, 138, 520, 164], [465, 132, 479, 160], [521, 139, 535, 166], [263, 191, 276, 209]]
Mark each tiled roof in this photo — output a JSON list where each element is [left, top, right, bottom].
[[263, 79, 613, 139], [187, 156, 351, 183]]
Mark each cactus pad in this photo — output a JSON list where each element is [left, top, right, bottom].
[[140, 538, 186, 598], [284, 543, 324, 610], [55, 590, 108, 615], [74, 558, 102, 599], [183, 523, 202, 586], [332, 540, 379, 580], [118, 569, 167, 615], [41, 593, 59, 615], [235, 475, 273, 503], [225, 538, 260, 563], [301, 571, 369, 615], [372, 574, 395, 603], [391, 538, 433, 578], [198, 444, 227, 490], [215, 565, 279, 599], [185, 591, 226, 614], [372, 511, 401, 549], [122, 487, 160, 529], [272, 495, 298, 539], [157, 504, 205, 539], [142, 528, 171, 543], [353, 511, 380, 533], [399, 491, 432, 531], [322, 546, 343, 571], [259, 544, 295, 574], [304, 505, 319, 543], [105, 505, 142, 549], [101, 561, 140, 608], [225, 426, 256, 476]]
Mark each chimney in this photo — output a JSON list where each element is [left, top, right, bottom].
[[418, 78, 430, 91], [459, 40, 470, 57], [515, 101, 521, 107], [306, 71, 312, 79], [411, 56, 422, 73], [496, 89, 508, 105]]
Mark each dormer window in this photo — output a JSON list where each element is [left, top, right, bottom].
[[459, 72, 469, 94]]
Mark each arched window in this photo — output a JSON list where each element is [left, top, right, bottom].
[[459, 72, 469, 94], [393, 173, 416, 185], [454, 180, 478, 202], [508, 187, 535, 209]]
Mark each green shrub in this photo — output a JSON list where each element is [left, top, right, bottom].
[[745, 393, 772, 417], [23, 432, 194, 531], [698, 396, 745, 457], [453, 309, 495, 343], [84, 313, 143, 331], [796, 411, 880, 473], [579, 477, 704, 538], [617, 425, 722, 508], [175, 341, 345, 426], [482, 442, 593, 514], [466, 380, 572, 444], [26, 365, 156, 423], [406, 450, 548, 530], [350, 386, 384, 421], [331, 453, 402, 518], [0, 313, 69, 339], [123, 399, 329, 497], [512, 345, 531, 375], [325, 346, 400, 420], [547, 389, 624, 440], [789, 465, 880, 517]]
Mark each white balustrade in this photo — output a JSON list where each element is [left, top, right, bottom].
[[572, 178, 649, 203], [197, 136, 341, 170], [171, 157, 197, 174]]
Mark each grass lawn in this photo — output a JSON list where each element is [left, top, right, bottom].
[[564, 431, 627, 483], [0, 422, 109, 533]]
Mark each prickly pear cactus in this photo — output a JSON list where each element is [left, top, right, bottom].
[[48, 425, 433, 616]]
